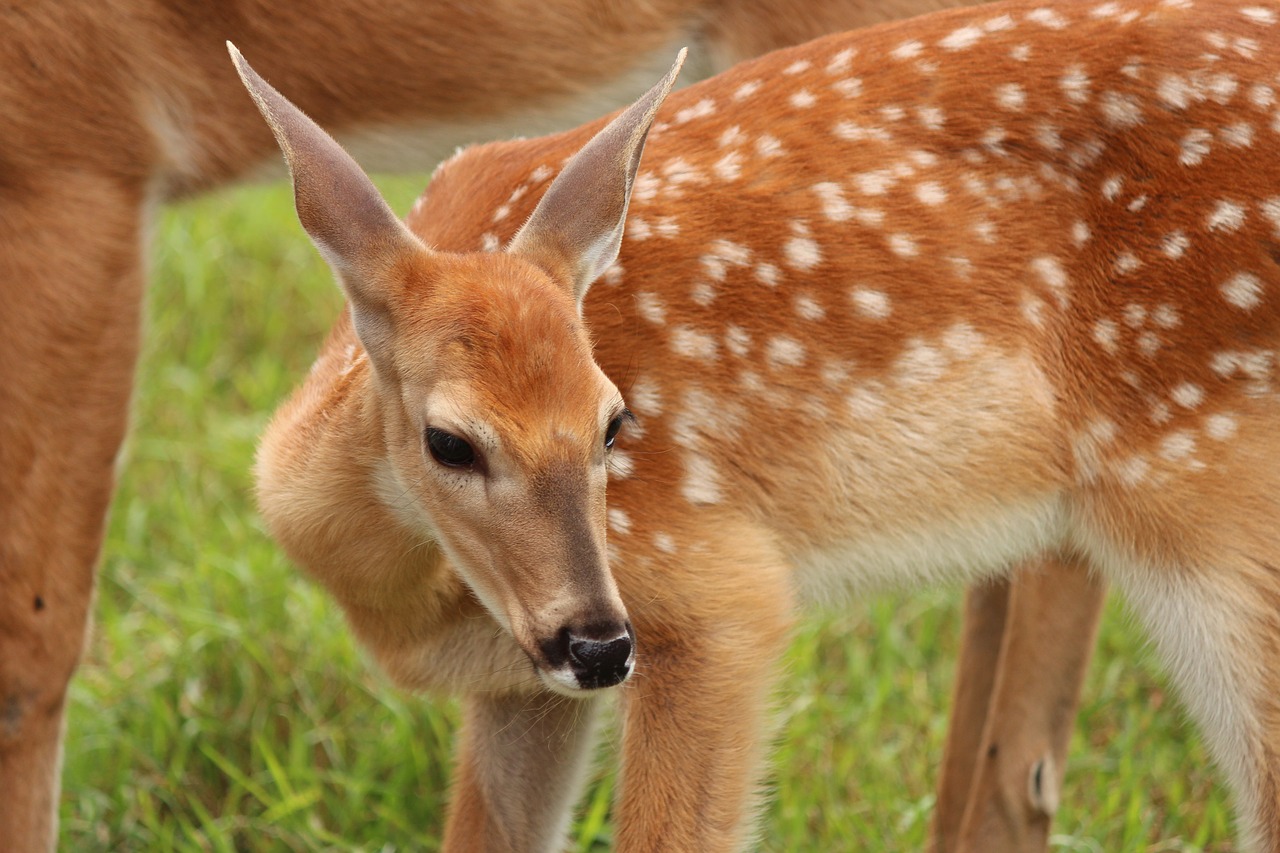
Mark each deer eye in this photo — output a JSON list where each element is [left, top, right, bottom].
[[605, 409, 631, 450], [426, 428, 476, 468]]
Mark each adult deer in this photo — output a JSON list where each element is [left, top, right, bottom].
[[2, 0, 1093, 850], [242, 0, 1280, 849]]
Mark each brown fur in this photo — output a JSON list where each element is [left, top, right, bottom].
[[2, 0, 1088, 850], [254, 1, 1280, 850]]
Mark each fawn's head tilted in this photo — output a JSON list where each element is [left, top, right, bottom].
[[230, 44, 684, 694]]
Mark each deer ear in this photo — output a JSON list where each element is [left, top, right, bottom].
[[228, 42, 419, 364], [508, 49, 685, 308]]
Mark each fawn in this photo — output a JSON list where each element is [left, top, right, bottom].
[[243, 0, 1280, 848], [6, 1, 1073, 849]]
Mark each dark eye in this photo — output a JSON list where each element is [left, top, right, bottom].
[[604, 410, 630, 450], [426, 428, 476, 468]]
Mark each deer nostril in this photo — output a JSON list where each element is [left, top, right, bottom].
[[568, 633, 633, 671]]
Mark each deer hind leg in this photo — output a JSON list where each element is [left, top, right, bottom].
[[1117, 554, 1280, 852], [611, 518, 795, 853], [932, 575, 1012, 852], [945, 555, 1106, 853], [0, 174, 147, 851], [442, 690, 604, 853]]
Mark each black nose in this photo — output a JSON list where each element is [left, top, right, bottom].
[[566, 629, 633, 689]]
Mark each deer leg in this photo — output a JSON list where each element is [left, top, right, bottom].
[[1116, 551, 1280, 853], [0, 174, 147, 851], [931, 577, 1012, 852], [610, 524, 794, 853], [442, 690, 604, 853], [950, 556, 1106, 853]]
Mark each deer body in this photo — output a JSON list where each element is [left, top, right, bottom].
[[249, 0, 1280, 849]]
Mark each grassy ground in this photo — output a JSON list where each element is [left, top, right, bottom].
[[60, 178, 1236, 851]]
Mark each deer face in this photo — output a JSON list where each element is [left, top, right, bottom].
[[380, 252, 634, 692]]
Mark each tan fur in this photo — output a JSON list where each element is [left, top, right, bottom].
[[254, 1, 1280, 850], [1, 0, 1084, 850]]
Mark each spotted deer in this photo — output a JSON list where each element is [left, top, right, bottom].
[[242, 0, 1280, 848], [4, 1, 1088, 849]]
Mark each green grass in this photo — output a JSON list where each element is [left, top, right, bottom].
[[61, 178, 1235, 851]]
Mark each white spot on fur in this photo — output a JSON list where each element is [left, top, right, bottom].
[[1114, 252, 1141, 275], [827, 48, 856, 74], [670, 326, 719, 360], [627, 377, 662, 416], [1153, 304, 1181, 328], [713, 151, 743, 181], [1208, 200, 1246, 232], [674, 99, 716, 125], [1094, 318, 1120, 354], [821, 360, 852, 386], [1177, 126, 1208, 166], [636, 292, 666, 325], [915, 181, 948, 206], [1158, 74, 1193, 109], [766, 336, 807, 368], [785, 223, 823, 271], [941, 24, 984, 50], [1261, 198, 1280, 235], [1221, 272, 1264, 309], [814, 182, 853, 221], [1242, 6, 1277, 25], [1032, 256, 1069, 304], [892, 40, 924, 59], [755, 262, 781, 287], [889, 233, 919, 258], [1114, 455, 1150, 486], [832, 78, 863, 98], [851, 288, 891, 319], [1022, 294, 1048, 328], [1172, 383, 1205, 409], [995, 83, 1026, 110], [1221, 123, 1254, 148], [734, 80, 762, 101], [853, 169, 896, 196], [1206, 413, 1238, 440], [790, 89, 817, 109], [756, 135, 784, 158], [1160, 430, 1197, 462], [681, 454, 722, 505], [942, 322, 985, 358], [794, 294, 826, 321], [690, 282, 716, 306], [896, 339, 947, 385], [701, 239, 752, 281], [607, 508, 632, 535], [1163, 231, 1190, 258], [1060, 66, 1090, 103], [1072, 221, 1091, 246], [725, 325, 752, 357], [719, 126, 745, 147], [917, 106, 945, 130]]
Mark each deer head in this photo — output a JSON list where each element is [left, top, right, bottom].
[[229, 43, 684, 693]]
